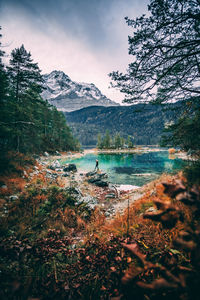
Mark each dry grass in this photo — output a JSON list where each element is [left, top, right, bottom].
[[85, 172, 192, 252]]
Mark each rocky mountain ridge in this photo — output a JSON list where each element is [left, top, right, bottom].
[[42, 70, 119, 112]]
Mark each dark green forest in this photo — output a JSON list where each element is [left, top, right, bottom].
[[65, 103, 183, 146], [0, 32, 79, 171]]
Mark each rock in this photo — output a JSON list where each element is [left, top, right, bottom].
[[105, 193, 116, 199], [1, 185, 7, 190], [86, 171, 109, 187], [87, 178, 98, 184], [55, 151, 61, 156], [44, 151, 49, 157], [23, 170, 28, 177], [48, 160, 61, 170], [32, 170, 39, 175], [63, 173, 70, 177], [145, 207, 157, 213], [98, 173, 108, 179], [48, 165, 55, 170], [52, 160, 61, 169], [104, 207, 115, 217], [95, 180, 108, 187], [86, 171, 97, 177], [9, 195, 19, 201], [63, 164, 77, 172], [77, 195, 97, 209], [46, 170, 52, 174]]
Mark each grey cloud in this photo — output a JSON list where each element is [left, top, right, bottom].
[[0, 0, 148, 49]]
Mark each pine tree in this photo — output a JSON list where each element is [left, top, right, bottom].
[[7, 45, 43, 102], [127, 136, 134, 148], [102, 130, 111, 149], [0, 27, 11, 153], [114, 133, 121, 149], [7, 45, 44, 152], [97, 133, 102, 149]]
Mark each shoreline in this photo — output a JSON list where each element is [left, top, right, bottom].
[[49, 147, 193, 161]]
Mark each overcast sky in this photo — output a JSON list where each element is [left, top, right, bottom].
[[0, 0, 149, 103]]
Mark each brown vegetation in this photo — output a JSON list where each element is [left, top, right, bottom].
[[0, 156, 199, 299]]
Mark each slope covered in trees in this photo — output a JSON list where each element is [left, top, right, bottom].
[[0, 30, 79, 172], [65, 103, 183, 146]]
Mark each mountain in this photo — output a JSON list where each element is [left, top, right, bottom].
[[42, 70, 119, 112], [65, 103, 183, 146]]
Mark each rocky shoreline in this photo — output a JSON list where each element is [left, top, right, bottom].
[[36, 147, 192, 218], [35, 152, 145, 218]]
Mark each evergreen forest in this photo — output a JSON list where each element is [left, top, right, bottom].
[[0, 35, 79, 172]]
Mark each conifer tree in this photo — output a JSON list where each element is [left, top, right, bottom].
[[127, 135, 134, 148], [102, 130, 111, 149], [7, 45, 44, 152], [97, 133, 102, 149], [114, 133, 121, 149], [0, 27, 10, 153], [7, 45, 43, 102]]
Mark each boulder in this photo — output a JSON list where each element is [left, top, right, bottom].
[[98, 173, 108, 179], [105, 193, 116, 199], [51, 160, 61, 169], [77, 195, 97, 209], [63, 173, 70, 177], [104, 207, 115, 217], [23, 170, 28, 177], [87, 178, 98, 184], [63, 164, 77, 172], [48, 165, 55, 170], [88, 178, 108, 187], [86, 171, 97, 177], [55, 151, 61, 156], [86, 171, 109, 187], [44, 151, 49, 157], [94, 180, 108, 187], [145, 207, 157, 213], [1, 185, 7, 190], [9, 195, 19, 201]]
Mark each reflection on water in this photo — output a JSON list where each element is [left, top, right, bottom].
[[63, 151, 186, 186]]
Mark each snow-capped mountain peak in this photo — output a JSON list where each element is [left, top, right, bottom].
[[42, 70, 119, 112]]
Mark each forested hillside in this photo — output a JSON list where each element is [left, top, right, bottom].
[[0, 34, 79, 172], [65, 103, 183, 146]]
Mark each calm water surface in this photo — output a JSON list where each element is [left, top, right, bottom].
[[63, 151, 185, 187]]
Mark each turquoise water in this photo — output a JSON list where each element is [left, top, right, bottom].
[[63, 151, 185, 187]]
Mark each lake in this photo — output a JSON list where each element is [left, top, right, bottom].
[[63, 151, 186, 187]]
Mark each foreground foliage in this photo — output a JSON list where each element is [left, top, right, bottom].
[[0, 162, 200, 299]]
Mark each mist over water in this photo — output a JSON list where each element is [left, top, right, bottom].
[[63, 151, 186, 186]]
